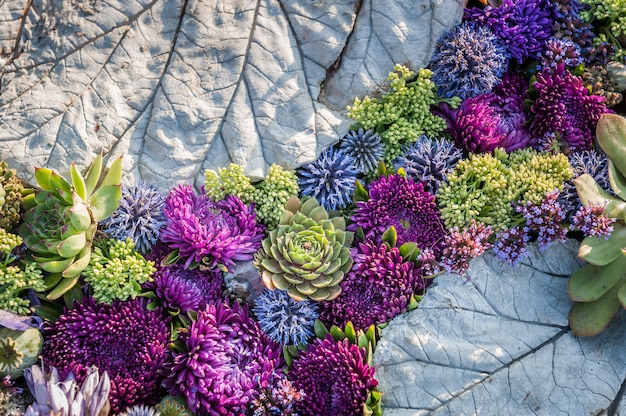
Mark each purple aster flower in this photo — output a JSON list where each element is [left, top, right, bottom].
[[393, 136, 463, 194], [297, 147, 361, 211], [570, 203, 616, 240], [558, 149, 611, 219], [431, 21, 509, 100], [319, 240, 425, 331], [160, 185, 265, 271], [529, 64, 610, 151], [100, 182, 166, 254], [41, 297, 171, 413], [516, 190, 568, 250], [253, 289, 319, 346], [163, 301, 284, 415], [465, 0, 553, 63], [349, 174, 446, 254], [288, 335, 377, 416], [339, 128, 385, 175], [492, 226, 531, 266], [441, 221, 493, 275], [537, 37, 583, 72]]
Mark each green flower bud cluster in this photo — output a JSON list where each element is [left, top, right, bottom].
[[580, 0, 626, 61], [204, 163, 299, 229], [84, 237, 155, 304], [0, 161, 24, 232], [346, 65, 447, 164], [438, 148, 572, 230], [0, 229, 45, 315]]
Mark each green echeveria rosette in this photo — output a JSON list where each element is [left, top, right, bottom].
[[254, 197, 354, 302]]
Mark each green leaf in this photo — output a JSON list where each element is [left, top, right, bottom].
[[34, 167, 54, 190], [354, 180, 369, 202], [70, 162, 87, 200], [399, 242, 420, 262], [577, 226, 626, 266], [89, 184, 122, 221], [569, 279, 624, 336], [617, 281, 626, 309], [330, 325, 345, 342], [609, 159, 626, 199], [574, 174, 626, 220], [344, 321, 357, 345], [596, 113, 626, 179], [568, 256, 626, 302], [382, 226, 397, 247], [314, 319, 328, 339], [100, 155, 123, 187], [84, 153, 103, 197]]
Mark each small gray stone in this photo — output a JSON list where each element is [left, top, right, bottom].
[[223, 260, 265, 305]]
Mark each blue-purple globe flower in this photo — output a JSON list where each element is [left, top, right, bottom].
[[100, 182, 166, 254], [320, 240, 425, 331], [349, 174, 446, 255], [163, 301, 284, 415], [339, 128, 384, 175], [297, 147, 361, 211], [431, 21, 509, 100], [160, 185, 265, 271], [253, 289, 319, 346], [288, 335, 377, 416], [41, 297, 171, 414]]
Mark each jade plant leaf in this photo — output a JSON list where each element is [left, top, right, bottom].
[[0, 0, 463, 191], [374, 240, 626, 415]]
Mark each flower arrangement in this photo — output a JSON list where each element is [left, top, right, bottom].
[[2, 1, 626, 415]]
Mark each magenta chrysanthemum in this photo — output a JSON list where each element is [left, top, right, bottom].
[[288, 335, 377, 416], [41, 297, 171, 413], [349, 174, 445, 254], [151, 264, 223, 314], [160, 185, 265, 271], [320, 240, 425, 331], [529, 64, 610, 151], [163, 302, 284, 415]]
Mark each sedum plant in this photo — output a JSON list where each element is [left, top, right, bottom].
[[253, 196, 354, 301], [20, 154, 122, 300], [569, 113, 626, 336], [0, 161, 24, 232]]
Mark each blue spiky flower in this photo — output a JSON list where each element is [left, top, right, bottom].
[[339, 128, 384, 175], [297, 147, 361, 211], [394, 136, 463, 194], [253, 289, 319, 346], [430, 21, 509, 100], [100, 182, 166, 254]]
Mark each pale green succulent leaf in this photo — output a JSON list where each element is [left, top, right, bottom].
[[261, 258, 282, 274], [569, 279, 624, 336], [35, 256, 75, 273], [344, 321, 357, 344], [46, 275, 81, 301], [56, 232, 87, 258], [618, 281, 626, 309], [575, 174, 626, 219], [282, 273, 304, 285], [300, 197, 320, 216], [70, 163, 87, 200], [84, 154, 103, 197], [99, 156, 123, 188], [62, 246, 92, 278], [568, 255, 626, 302], [69, 199, 92, 231], [34, 167, 54, 191], [596, 113, 626, 179], [309, 205, 329, 222], [89, 184, 122, 221], [310, 273, 333, 288], [608, 159, 626, 199], [272, 274, 291, 291], [284, 196, 302, 214], [578, 226, 626, 266], [296, 280, 316, 295], [330, 216, 346, 231]]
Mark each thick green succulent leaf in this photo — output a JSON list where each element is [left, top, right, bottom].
[[578, 226, 626, 266], [608, 159, 626, 199], [46, 275, 81, 301], [569, 278, 624, 336], [308, 205, 329, 222], [261, 257, 282, 274], [35, 256, 75, 273], [618, 281, 626, 309], [99, 156, 123, 188], [314, 319, 329, 339], [56, 232, 87, 258], [84, 154, 103, 197], [62, 246, 92, 278], [34, 167, 54, 191], [89, 184, 122, 221], [284, 196, 302, 215], [568, 255, 626, 302], [399, 242, 420, 262], [70, 163, 87, 201], [575, 174, 626, 219], [300, 197, 319, 217], [596, 113, 626, 179], [329, 325, 345, 342], [330, 216, 346, 231]]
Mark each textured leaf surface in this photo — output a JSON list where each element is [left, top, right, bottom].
[[374, 240, 626, 415], [0, 0, 463, 190]]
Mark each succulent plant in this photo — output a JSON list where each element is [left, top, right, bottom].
[[20, 154, 123, 300], [0, 161, 24, 232], [24, 364, 111, 416], [0, 327, 43, 379], [253, 196, 354, 301], [568, 113, 626, 336]]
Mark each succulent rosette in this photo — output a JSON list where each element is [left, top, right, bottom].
[[41, 297, 171, 413], [350, 173, 446, 255], [160, 185, 265, 271], [20, 154, 123, 299], [253, 196, 354, 301], [163, 301, 284, 415]]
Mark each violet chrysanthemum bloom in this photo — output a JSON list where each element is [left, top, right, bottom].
[[350, 174, 446, 254], [431, 21, 509, 100], [160, 185, 265, 271], [529, 64, 610, 151], [491, 72, 535, 151], [149, 264, 223, 314], [288, 335, 377, 416], [319, 240, 425, 331], [465, 0, 553, 63], [297, 147, 361, 211], [253, 289, 319, 346], [100, 182, 166, 253], [41, 297, 171, 413], [394, 136, 463, 195], [339, 128, 385, 175], [163, 302, 284, 415]]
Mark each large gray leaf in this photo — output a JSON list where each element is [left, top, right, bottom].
[[374, 240, 626, 415], [0, 0, 464, 191]]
